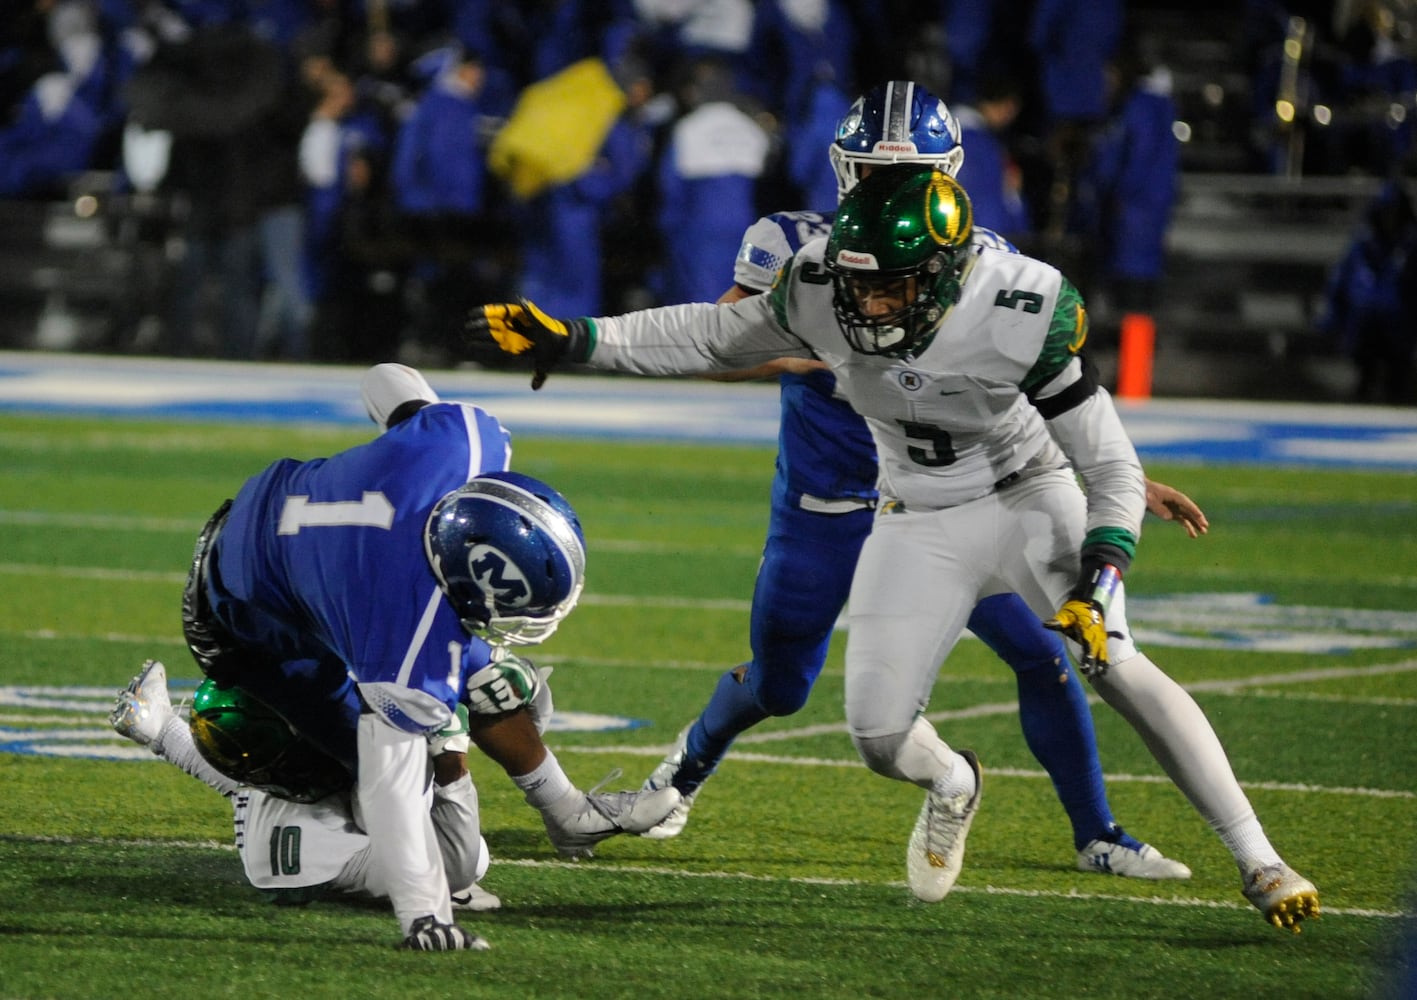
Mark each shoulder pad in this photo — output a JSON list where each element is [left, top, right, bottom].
[[735, 210, 835, 293], [971, 226, 1017, 254]]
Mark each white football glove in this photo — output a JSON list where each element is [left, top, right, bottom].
[[465, 651, 541, 716]]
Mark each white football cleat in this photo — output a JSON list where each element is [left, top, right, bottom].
[[451, 883, 502, 912], [906, 750, 982, 903], [109, 659, 174, 749], [1243, 862, 1320, 933], [1076, 839, 1191, 880], [541, 777, 682, 859], [640, 724, 700, 840]]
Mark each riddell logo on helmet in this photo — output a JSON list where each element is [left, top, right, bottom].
[[873, 141, 918, 154], [835, 250, 879, 269]]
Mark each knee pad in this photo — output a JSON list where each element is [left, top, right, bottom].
[[852, 728, 909, 777], [853, 717, 955, 785]]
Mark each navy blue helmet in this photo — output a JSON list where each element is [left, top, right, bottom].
[[829, 80, 964, 199], [424, 471, 587, 645]]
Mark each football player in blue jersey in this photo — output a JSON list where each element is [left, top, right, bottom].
[[168, 363, 680, 950], [631, 81, 1205, 880]]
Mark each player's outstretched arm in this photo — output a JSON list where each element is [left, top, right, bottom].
[[468, 299, 592, 390], [1144, 479, 1209, 538]]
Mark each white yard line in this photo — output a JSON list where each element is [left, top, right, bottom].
[[1, 833, 1405, 920]]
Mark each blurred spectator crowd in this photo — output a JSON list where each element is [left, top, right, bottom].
[[1, 0, 1414, 394]]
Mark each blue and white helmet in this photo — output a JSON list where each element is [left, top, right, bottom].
[[828, 80, 965, 199], [425, 471, 587, 646]]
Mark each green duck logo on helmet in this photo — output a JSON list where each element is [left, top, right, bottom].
[[825, 164, 973, 359]]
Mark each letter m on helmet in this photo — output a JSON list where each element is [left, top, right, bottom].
[[469, 547, 531, 607]]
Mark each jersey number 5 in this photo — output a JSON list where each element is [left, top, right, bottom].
[[898, 420, 957, 467], [995, 289, 1043, 313]]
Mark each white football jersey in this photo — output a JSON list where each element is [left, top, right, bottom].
[[589, 241, 1142, 532], [235, 790, 370, 892]]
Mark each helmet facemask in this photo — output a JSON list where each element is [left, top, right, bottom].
[[473, 573, 585, 646], [829, 141, 966, 200], [830, 250, 965, 358]]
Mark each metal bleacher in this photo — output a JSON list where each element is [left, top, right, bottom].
[[1161, 173, 1377, 356]]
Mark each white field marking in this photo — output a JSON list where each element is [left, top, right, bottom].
[[548, 746, 1416, 800], [8, 556, 1417, 646], [1138, 564, 1417, 590], [1177, 659, 1417, 692], [8, 553, 1416, 595], [0, 508, 763, 556], [1, 833, 1405, 920], [0, 562, 186, 584], [577, 661, 1417, 751], [9, 563, 1417, 657], [1213, 689, 1417, 707], [11, 628, 186, 645], [592, 538, 764, 557], [10, 715, 1413, 799], [580, 593, 752, 612], [0, 510, 203, 532]]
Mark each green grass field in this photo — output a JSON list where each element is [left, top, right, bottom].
[[1, 412, 1415, 1000]]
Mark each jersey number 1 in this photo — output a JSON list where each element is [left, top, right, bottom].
[[277, 492, 395, 535]]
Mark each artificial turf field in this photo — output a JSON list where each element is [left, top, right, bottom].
[[0, 398, 1414, 999]]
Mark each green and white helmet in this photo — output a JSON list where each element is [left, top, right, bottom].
[[189, 679, 351, 804], [824, 163, 974, 358]]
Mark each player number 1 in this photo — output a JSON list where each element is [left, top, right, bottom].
[[277, 492, 396, 535]]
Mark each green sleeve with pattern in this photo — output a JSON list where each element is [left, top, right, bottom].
[[766, 259, 796, 330], [1020, 277, 1089, 396]]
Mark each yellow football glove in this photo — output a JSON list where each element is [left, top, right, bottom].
[[468, 298, 589, 389], [1044, 599, 1112, 677]]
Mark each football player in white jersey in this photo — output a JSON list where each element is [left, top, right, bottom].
[[634, 80, 1199, 885], [111, 664, 502, 914], [470, 165, 1320, 932]]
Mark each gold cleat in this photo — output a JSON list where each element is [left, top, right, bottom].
[[1243, 864, 1320, 933]]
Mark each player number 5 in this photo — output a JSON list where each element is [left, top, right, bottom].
[[898, 420, 957, 467]]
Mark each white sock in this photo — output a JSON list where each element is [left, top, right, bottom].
[[893, 717, 975, 798], [1092, 652, 1279, 870], [156, 715, 242, 796], [1214, 811, 1283, 874], [512, 749, 575, 810]]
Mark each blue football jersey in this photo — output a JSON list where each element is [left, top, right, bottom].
[[733, 209, 1016, 509], [209, 402, 512, 734]]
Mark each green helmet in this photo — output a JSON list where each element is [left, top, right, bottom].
[[189, 680, 351, 804], [824, 163, 973, 358]]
